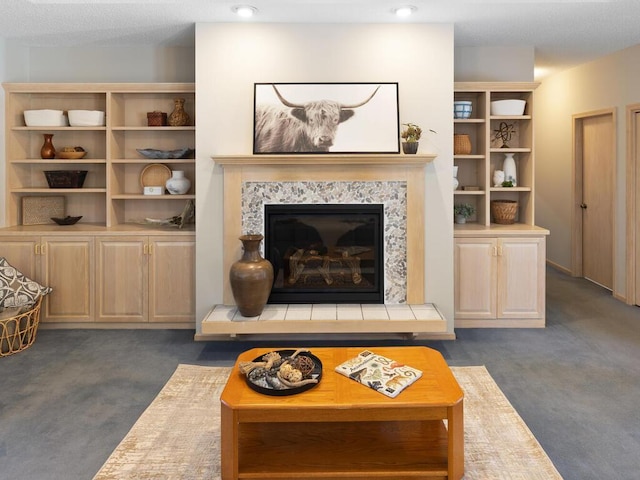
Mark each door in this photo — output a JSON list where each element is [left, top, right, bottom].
[[574, 111, 615, 290], [148, 236, 195, 323], [454, 238, 497, 319], [96, 236, 147, 322]]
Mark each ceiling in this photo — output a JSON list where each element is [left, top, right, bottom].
[[2, 0, 640, 78]]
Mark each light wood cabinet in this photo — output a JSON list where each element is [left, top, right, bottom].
[[454, 82, 539, 226], [454, 234, 546, 327], [3, 82, 195, 228], [96, 235, 194, 323], [0, 235, 94, 323]]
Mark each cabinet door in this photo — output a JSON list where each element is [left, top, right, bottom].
[[41, 236, 94, 323], [96, 236, 147, 322], [0, 236, 40, 279], [454, 238, 497, 319], [497, 237, 545, 319], [148, 236, 195, 323]]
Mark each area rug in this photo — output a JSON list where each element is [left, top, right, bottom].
[[93, 364, 563, 479]]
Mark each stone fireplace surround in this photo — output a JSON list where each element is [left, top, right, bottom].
[[202, 154, 447, 336]]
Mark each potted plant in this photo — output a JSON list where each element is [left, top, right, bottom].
[[401, 123, 422, 154], [454, 203, 475, 224]]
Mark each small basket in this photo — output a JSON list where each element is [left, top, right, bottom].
[[44, 170, 88, 189], [491, 200, 518, 224], [0, 297, 42, 357], [147, 111, 167, 127], [454, 134, 472, 154]]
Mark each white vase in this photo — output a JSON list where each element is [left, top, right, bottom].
[[493, 169, 505, 187], [453, 165, 459, 190], [503, 154, 517, 186], [166, 170, 191, 195]]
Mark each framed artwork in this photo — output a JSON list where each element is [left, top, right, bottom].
[[253, 82, 400, 154]]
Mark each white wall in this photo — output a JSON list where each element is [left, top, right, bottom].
[[195, 23, 455, 334], [535, 43, 640, 298], [455, 46, 535, 82]]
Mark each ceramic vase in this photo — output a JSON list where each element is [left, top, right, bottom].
[[40, 134, 56, 159], [229, 234, 274, 317], [455, 214, 466, 224], [503, 153, 517, 186], [493, 169, 505, 187], [165, 170, 191, 194], [402, 142, 418, 154], [453, 165, 459, 190], [168, 98, 190, 126]]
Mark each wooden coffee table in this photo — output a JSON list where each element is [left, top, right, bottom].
[[220, 346, 464, 480]]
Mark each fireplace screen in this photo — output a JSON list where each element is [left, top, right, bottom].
[[265, 204, 384, 304]]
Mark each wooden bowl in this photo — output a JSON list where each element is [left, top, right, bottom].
[[57, 151, 87, 160]]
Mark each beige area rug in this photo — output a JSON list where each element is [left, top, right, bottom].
[[93, 364, 563, 480]]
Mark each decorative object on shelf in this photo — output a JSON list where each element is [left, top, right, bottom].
[[453, 100, 472, 119], [401, 122, 422, 154], [140, 199, 195, 229], [453, 165, 459, 190], [168, 98, 190, 126], [57, 146, 86, 160], [491, 99, 526, 116], [44, 170, 88, 189], [493, 122, 516, 148], [165, 170, 191, 195], [136, 147, 194, 159], [143, 186, 164, 196], [454, 203, 475, 224], [24, 109, 67, 127], [40, 134, 56, 159], [147, 111, 167, 126], [491, 200, 518, 224], [493, 169, 505, 187], [140, 163, 171, 190], [229, 234, 274, 317], [501, 180, 514, 187], [51, 215, 82, 225], [503, 153, 517, 186], [453, 134, 472, 154], [68, 110, 105, 127], [21, 196, 65, 225], [240, 349, 322, 395]]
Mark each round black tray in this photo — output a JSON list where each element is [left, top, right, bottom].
[[245, 349, 323, 396]]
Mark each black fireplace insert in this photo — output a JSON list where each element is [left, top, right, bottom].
[[264, 204, 384, 304]]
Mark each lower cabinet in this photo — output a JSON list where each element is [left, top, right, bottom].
[[96, 236, 195, 323], [454, 235, 546, 327], [0, 235, 94, 323], [0, 232, 194, 325]]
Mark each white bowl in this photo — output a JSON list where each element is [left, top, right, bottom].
[[68, 110, 105, 127], [24, 109, 68, 127], [491, 99, 526, 116]]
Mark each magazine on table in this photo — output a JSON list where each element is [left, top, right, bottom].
[[334, 350, 422, 398]]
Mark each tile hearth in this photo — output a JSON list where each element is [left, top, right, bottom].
[[202, 303, 446, 336]]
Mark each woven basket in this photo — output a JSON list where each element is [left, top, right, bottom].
[[454, 134, 472, 154], [0, 297, 42, 357], [147, 111, 167, 127], [491, 200, 518, 224]]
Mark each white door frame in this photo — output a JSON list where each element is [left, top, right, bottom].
[[571, 108, 617, 287], [625, 104, 640, 304]]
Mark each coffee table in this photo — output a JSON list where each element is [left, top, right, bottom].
[[220, 346, 464, 480]]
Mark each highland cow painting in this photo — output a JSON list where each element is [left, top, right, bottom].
[[253, 83, 400, 154]]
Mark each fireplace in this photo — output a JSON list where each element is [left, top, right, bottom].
[[265, 204, 384, 304]]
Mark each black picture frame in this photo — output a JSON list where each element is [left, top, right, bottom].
[[253, 82, 400, 154]]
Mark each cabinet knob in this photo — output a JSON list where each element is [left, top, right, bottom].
[[580, 203, 588, 209]]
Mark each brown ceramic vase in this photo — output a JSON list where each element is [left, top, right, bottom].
[[229, 234, 274, 317], [40, 134, 56, 159], [168, 98, 190, 126]]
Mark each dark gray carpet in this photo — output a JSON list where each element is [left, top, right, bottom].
[[1, 267, 639, 480]]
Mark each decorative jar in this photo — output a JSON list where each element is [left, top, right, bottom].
[[229, 235, 274, 317], [165, 170, 191, 195]]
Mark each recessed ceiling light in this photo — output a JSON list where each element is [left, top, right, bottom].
[[393, 5, 417, 17], [232, 5, 258, 18]]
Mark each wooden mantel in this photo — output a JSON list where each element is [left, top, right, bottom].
[[203, 153, 445, 338]]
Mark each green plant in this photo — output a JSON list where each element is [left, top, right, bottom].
[[501, 180, 514, 187], [401, 123, 422, 143], [454, 203, 476, 218]]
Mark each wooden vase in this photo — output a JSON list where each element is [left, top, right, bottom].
[[229, 234, 274, 317], [40, 134, 56, 159], [168, 98, 190, 126]]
